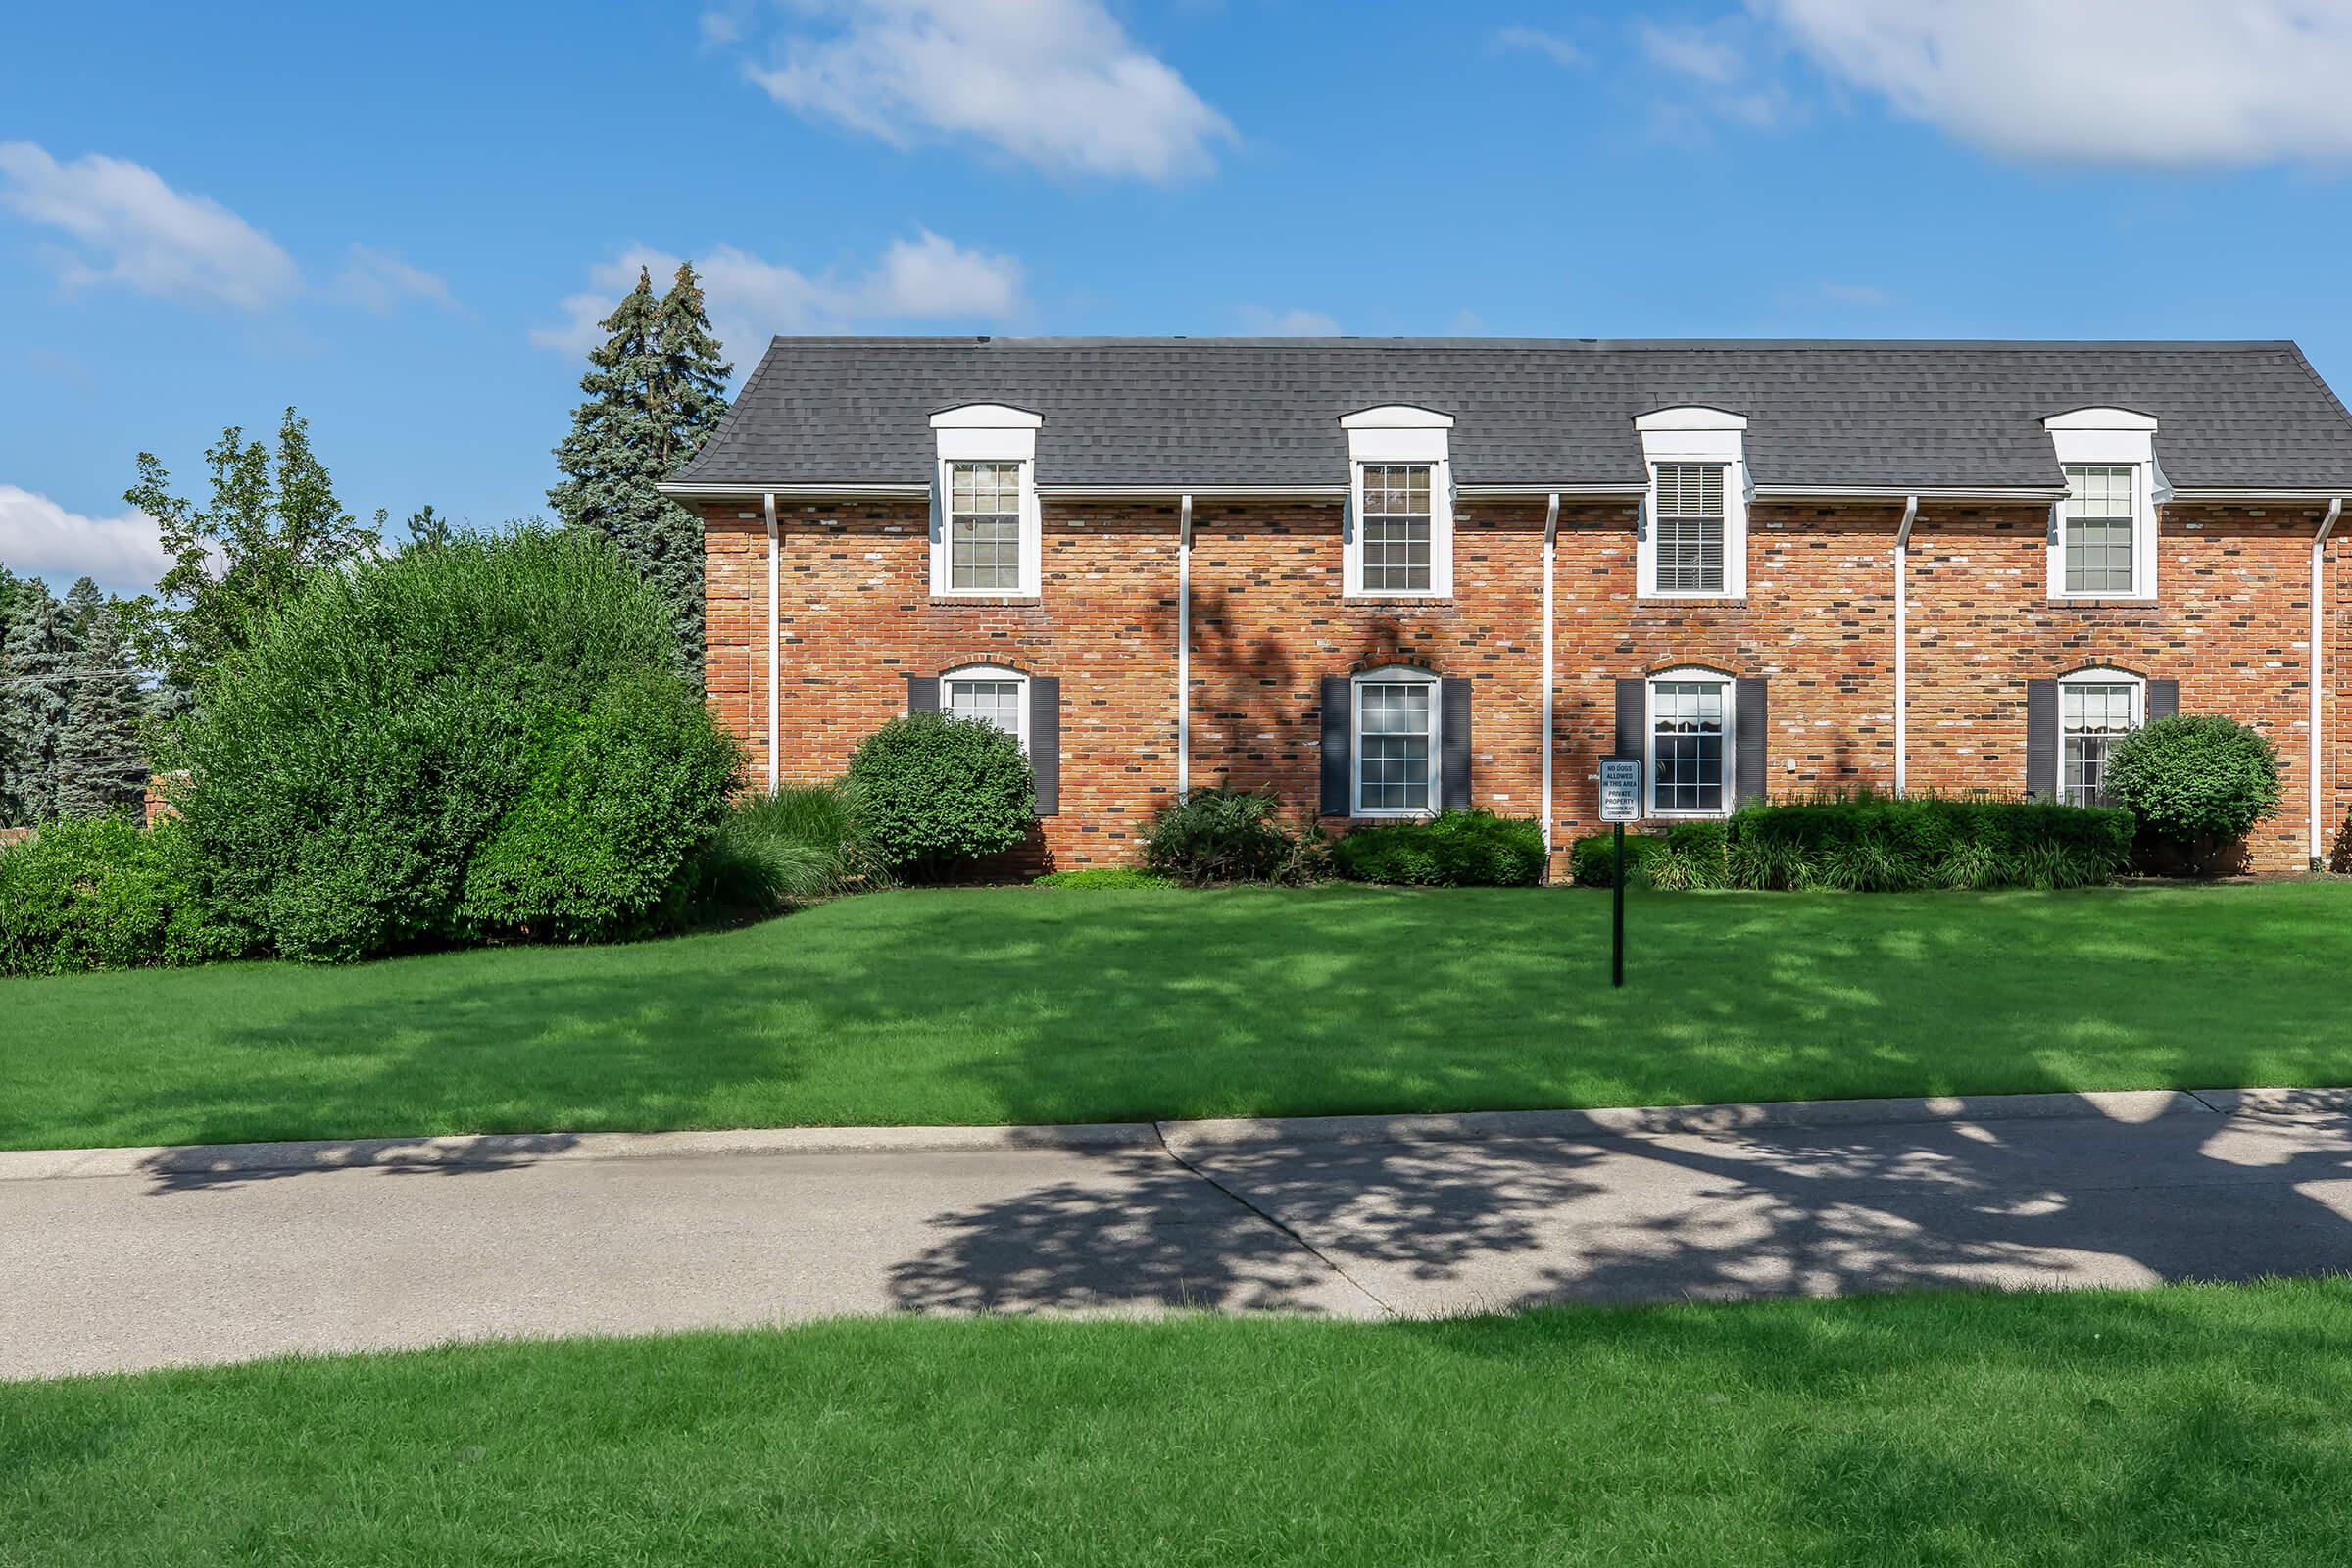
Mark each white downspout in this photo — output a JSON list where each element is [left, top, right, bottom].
[[2312, 498, 2342, 863], [1540, 492, 1559, 877], [1178, 493, 1194, 799], [763, 490, 779, 796], [1893, 494, 1918, 796]]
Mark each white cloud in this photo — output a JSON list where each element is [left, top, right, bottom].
[[0, 486, 171, 595], [0, 142, 298, 311], [739, 0, 1235, 181], [1757, 0, 2352, 166], [1495, 25, 1585, 69], [1640, 21, 1744, 84], [333, 245, 458, 314], [532, 231, 1025, 363], [1236, 305, 1341, 336]]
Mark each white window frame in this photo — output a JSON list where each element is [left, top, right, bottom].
[[1342, 406, 1454, 599], [930, 404, 1043, 598], [1636, 407, 1749, 600], [1350, 664, 1442, 817], [2044, 409, 2162, 603], [940, 662, 1030, 755], [2057, 666, 2143, 808], [1644, 666, 1737, 819]]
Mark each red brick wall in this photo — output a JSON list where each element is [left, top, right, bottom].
[[705, 496, 2335, 876]]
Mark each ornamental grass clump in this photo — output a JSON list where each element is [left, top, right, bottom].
[[1724, 791, 2133, 892], [693, 784, 885, 916]]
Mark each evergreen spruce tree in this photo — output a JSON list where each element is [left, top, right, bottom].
[[549, 262, 732, 688], [61, 575, 103, 642], [56, 598, 150, 818], [0, 581, 74, 822], [0, 564, 21, 822]]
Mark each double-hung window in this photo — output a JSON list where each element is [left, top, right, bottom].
[[1635, 407, 1748, 598], [2059, 674, 2140, 807], [1652, 465, 1727, 594], [929, 403, 1043, 598], [948, 461, 1023, 592], [1341, 405, 1454, 598], [1648, 671, 1731, 815], [2061, 466, 2136, 595], [2043, 409, 2160, 602], [1359, 465, 1433, 592], [943, 663, 1028, 753], [1353, 667, 1438, 814]]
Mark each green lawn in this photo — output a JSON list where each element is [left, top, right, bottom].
[[4, 880, 2349, 1152], [7, 1280, 2350, 1565]]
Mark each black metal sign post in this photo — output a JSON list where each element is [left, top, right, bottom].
[[1596, 757, 1641, 990]]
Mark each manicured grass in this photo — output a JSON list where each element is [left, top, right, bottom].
[[7, 1280, 2351, 1565], [4, 880, 2350, 1151]]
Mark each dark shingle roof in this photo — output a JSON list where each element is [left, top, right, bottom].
[[670, 337, 2352, 492]]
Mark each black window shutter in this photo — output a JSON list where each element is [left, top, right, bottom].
[[2146, 679, 2180, 721], [1319, 676, 1351, 816], [1440, 677, 1473, 809], [1613, 678, 1644, 761], [1028, 676, 1060, 816], [2026, 679, 2058, 799], [906, 675, 940, 713], [1735, 677, 1768, 807]]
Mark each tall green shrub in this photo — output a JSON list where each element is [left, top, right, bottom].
[[171, 528, 733, 961], [2104, 715, 2280, 874], [458, 669, 740, 942], [843, 712, 1035, 877]]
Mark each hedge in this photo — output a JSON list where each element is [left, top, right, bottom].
[[1333, 810, 1544, 887]]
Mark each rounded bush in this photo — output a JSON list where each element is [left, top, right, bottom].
[[171, 528, 738, 961], [843, 712, 1035, 876], [1141, 788, 1319, 885], [1570, 831, 1667, 887], [2104, 715, 2280, 853]]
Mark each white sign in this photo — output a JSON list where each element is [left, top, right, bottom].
[[1597, 758, 1642, 823]]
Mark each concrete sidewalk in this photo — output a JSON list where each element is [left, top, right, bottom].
[[7, 1087, 2352, 1381]]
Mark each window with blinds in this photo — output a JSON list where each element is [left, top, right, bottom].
[[1653, 464, 1726, 593]]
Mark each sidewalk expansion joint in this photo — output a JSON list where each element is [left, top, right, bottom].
[[1150, 1122, 1396, 1318]]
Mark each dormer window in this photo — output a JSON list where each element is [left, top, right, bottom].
[[1341, 406, 1453, 598], [930, 404, 1042, 598], [1636, 407, 1748, 599], [2043, 408, 2161, 602]]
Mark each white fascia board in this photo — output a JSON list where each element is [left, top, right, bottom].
[[1753, 483, 2068, 502], [657, 481, 930, 499], [1459, 482, 1647, 498], [1038, 483, 1348, 499], [2169, 487, 2352, 502]]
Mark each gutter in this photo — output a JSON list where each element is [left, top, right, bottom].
[[1893, 495, 1918, 795], [762, 491, 780, 795], [1541, 493, 1560, 875], [2315, 498, 2343, 864], [660, 481, 929, 500], [1178, 494, 1193, 799], [1753, 483, 2068, 503]]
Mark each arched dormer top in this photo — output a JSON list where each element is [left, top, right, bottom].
[[929, 403, 1044, 429], [1339, 404, 1455, 429], [2041, 407, 2159, 432], [1634, 405, 1749, 432]]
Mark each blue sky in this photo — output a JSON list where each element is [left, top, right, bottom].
[[8, 0, 2352, 596]]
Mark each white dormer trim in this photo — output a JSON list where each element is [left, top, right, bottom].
[[1636, 406, 1750, 599], [2043, 407, 2160, 602], [930, 405, 1042, 597], [1342, 406, 1454, 598]]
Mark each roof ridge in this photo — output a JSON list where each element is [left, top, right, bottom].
[[757, 335, 2302, 353]]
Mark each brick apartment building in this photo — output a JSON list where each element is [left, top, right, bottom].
[[666, 338, 2352, 876]]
